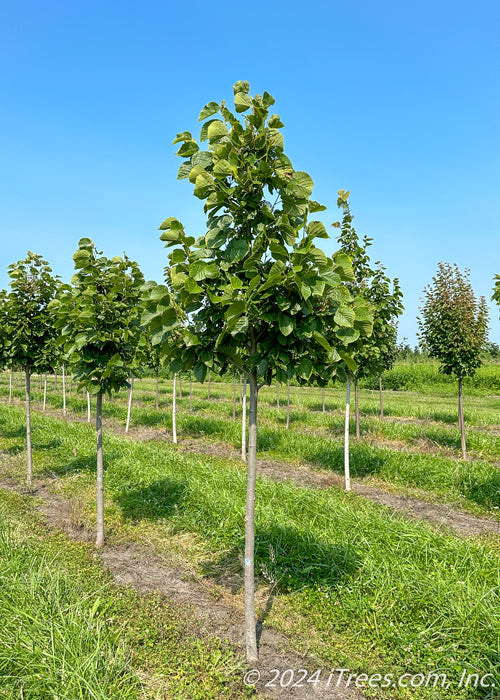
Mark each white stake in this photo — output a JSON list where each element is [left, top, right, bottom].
[[344, 375, 351, 491], [62, 364, 66, 416], [87, 391, 91, 423], [241, 376, 247, 461], [125, 377, 134, 432], [172, 373, 177, 443]]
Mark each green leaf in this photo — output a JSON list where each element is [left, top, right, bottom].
[[339, 350, 357, 372], [172, 131, 192, 145], [233, 80, 250, 94], [307, 221, 328, 239], [226, 239, 249, 262], [213, 159, 233, 178], [334, 306, 355, 327], [190, 260, 219, 281], [309, 200, 327, 213], [176, 140, 199, 158], [278, 313, 294, 336], [335, 327, 360, 343], [194, 171, 214, 199], [312, 331, 332, 352], [207, 120, 227, 142], [194, 362, 207, 383], [198, 101, 220, 121], [171, 358, 183, 373], [298, 357, 313, 379], [234, 92, 252, 113], [159, 217, 183, 231], [286, 171, 314, 200], [267, 114, 284, 128]]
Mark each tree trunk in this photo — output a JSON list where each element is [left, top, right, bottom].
[[172, 373, 177, 444], [458, 378, 467, 459], [379, 373, 384, 419], [344, 375, 351, 491], [87, 392, 91, 423], [239, 374, 242, 403], [43, 374, 47, 411], [322, 386, 325, 413], [62, 365, 66, 417], [125, 377, 134, 432], [354, 375, 360, 439], [241, 376, 247, 461], [286, 380, 290, 429], [276, 382, 280, 409], [232, 373, 236, 421], [189, 372, 192, 413], [155, 369, 159, 410], [95, 391, 104, 548], [9, 368, 13, 404], [25, 369, 33, 488], [244, 373, 259, 663], [207, 369, 211, 400]]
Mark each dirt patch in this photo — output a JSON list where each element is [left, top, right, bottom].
[[0, 476, 362, 700]]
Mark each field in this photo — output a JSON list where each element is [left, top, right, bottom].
[[0, 363, 499, 699]]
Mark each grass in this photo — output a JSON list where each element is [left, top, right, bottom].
[[0, 488, 246, 700], [0, 404, 499, 698]]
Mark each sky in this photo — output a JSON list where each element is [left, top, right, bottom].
[[1, 0, 499, 345]]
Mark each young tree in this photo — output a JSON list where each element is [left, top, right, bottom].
[[51, 239, 144, 546], [418, 263, 489, 459], [144, 82, 367, 662], [3, 253, 60, 485], [492, 275, 500, 311]]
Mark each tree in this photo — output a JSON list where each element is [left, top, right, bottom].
[[418, 263, 489, 459], [335, 193, 402, 434], [492, 275, 500, 314], [144, 81, 367, 662], [3, 253, 60, 486], [51, 239, 144, 546]]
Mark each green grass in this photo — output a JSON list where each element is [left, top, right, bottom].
[[0, 404, 498, 699], [0, 488, 246, 700]]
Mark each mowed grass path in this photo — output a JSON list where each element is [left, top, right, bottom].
[[3, 372, 499, 519], [0, 403, 498, 699]]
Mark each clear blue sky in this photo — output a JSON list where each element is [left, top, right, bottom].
[[1, 0, 499, 344]]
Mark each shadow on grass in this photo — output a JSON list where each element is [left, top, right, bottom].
[[114, 477, 187, 522], [201, 523, 361, 595], [181, 415, 228, 438], [460, 470, 500, 510]]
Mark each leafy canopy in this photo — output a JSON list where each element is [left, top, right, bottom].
[[418, 262, 489, 379], [51, 239, 145, 395], [144, 82, 372, 385], [3, 252, 60, 372]]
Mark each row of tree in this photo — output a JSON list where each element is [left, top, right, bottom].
[[0, 81, 497, 663]]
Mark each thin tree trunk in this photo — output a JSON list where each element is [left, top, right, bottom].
[[286, 380, 290, 429], [207, 369, 211, 400], [241, 377, 247, 461], [62, 364, 66, 417], [244, 373, 259, 663], [276, 382, 280, 409], [344, 375, 351, 491], [189, 372, 192, 413], [354, 375, 360, 439], [458, 378, 467, 459], [87, 392, 91, 423], [379, 373, 384, 419], [95, 391, 104, 548], [322, 386, 325, 413], [43, 374, 47, 411], [239, 374, 242, 403], [125, 377, 134, 432], [155, 369, 159, 410], [233, 373, 236, 421], [172, 373, 177, 444], [25, 369, 33, 488], [9, 368, 13, 404]]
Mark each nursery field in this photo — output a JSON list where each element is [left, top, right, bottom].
[[0, 364, 499, 699]]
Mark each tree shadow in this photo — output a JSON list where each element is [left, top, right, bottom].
[[114, 477, 187, 522], [200, 523, 362, 596], [459, 470, 500, 510], [181, 415, 226, 437]]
